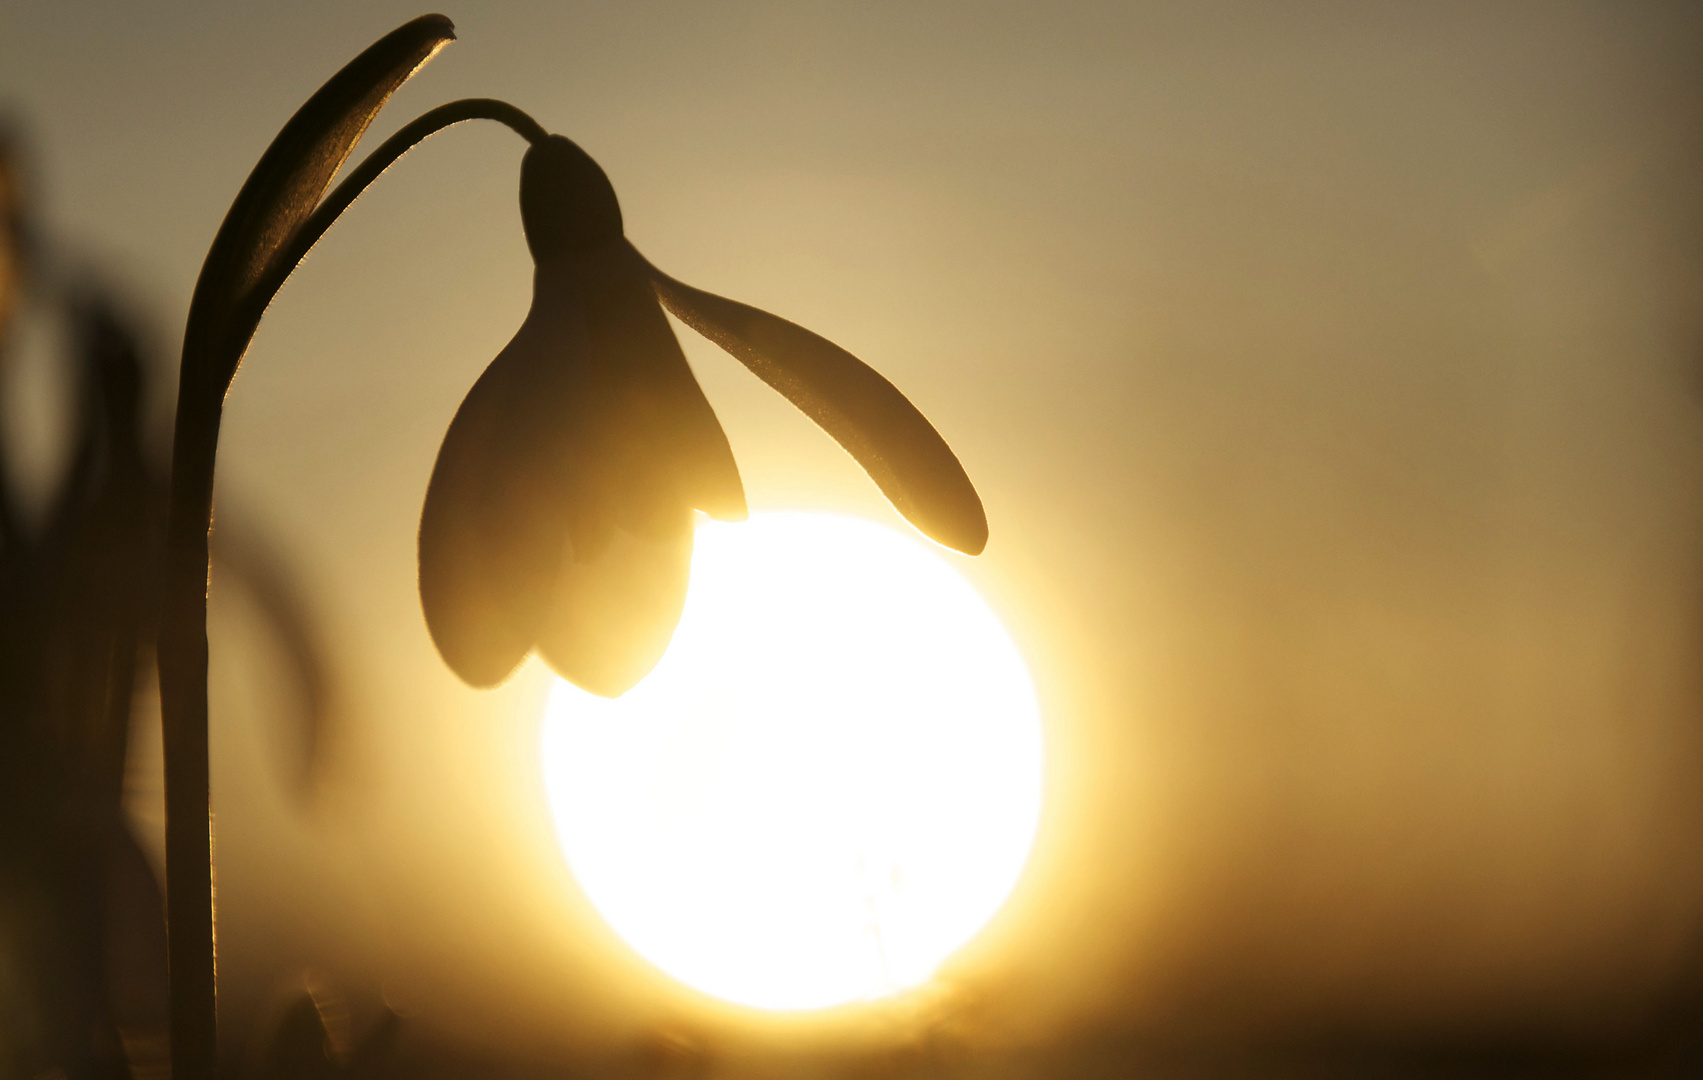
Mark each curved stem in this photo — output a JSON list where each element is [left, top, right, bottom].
[[160, 381, 220, 1080], [234, 99, 546, 349], [159, 97, 541, 1080]]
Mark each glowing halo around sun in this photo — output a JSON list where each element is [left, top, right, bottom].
[[541, 511, 1043, 1012]]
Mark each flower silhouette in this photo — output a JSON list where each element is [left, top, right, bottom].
[[151, 13, 996, 1070], [419, 135, 986, 696]]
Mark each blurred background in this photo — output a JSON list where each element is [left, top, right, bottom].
[[5, 0, 1703, 1075]]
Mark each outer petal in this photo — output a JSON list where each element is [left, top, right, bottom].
[[523, 245, 738, 695], [420, 251, 737, 695], [535, 511, 695, 698], [641, 254, 987, 555], [574, 243, 746, 528], [418, 269, 591, 687]]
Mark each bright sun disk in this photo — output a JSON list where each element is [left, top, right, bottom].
[[541, 511, 1043, 1012]]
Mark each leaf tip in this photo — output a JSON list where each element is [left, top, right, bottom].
[[415, 13, 457, 41]]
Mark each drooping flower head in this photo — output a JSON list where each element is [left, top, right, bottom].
[[151, 14, 986, 1074], [420, 134, 986, 698]]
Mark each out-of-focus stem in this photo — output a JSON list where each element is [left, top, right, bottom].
[[159, 96, 543, 1080]]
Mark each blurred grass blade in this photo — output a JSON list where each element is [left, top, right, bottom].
[[644, 254, 988, 555], [256, 995, 337, 1080], [212, 513, 332, 802], [184, 13, 455, 384]]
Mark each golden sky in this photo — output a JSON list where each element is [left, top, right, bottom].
[[6, 0, 1703, 1060]]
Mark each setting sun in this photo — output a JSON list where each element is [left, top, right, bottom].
[[541, 512, 1042, 1012]]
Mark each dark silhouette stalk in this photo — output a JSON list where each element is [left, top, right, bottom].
[[159, 381, 221, 1080], [159, 90, 541, 1080], [241, 99, 547, 340]]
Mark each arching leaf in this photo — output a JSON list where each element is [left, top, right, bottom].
[[184, 14, 456, 391]]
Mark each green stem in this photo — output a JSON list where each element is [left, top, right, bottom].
[[159, 97, 543, 1080]]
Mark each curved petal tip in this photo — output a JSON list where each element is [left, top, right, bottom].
[[643, 259, 987, 557]]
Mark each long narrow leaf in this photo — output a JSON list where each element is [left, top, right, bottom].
[[184, 14, 455, 388]]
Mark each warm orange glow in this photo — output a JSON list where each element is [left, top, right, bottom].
[[541, 512, 1042, 1011]]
